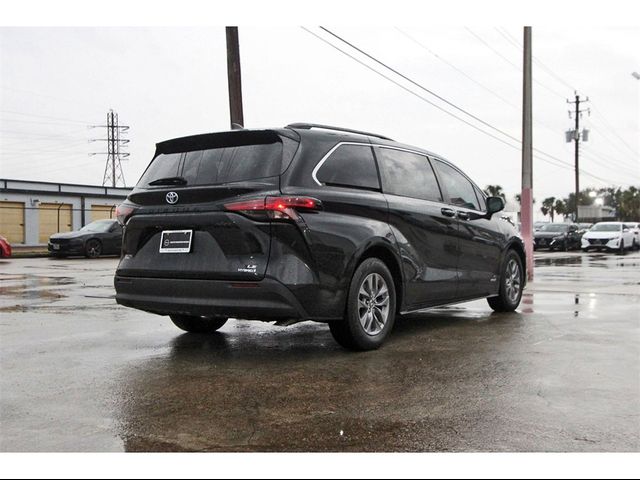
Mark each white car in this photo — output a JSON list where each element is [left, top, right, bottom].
[[626, 222, 640, 250], [581, 222, 637, 253]]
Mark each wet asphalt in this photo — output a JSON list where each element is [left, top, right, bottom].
[[0, 251, 638, 452]]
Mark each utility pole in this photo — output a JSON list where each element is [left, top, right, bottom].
[[226, 27, 244, 129], [521, 26, 534, 281], [90, 109, 129, 188], [566, 94, 590, 222]]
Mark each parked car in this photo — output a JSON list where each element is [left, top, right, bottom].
[[577, 222, 593, 231], [581, 222, 636, 253], [48, 219, 123, 258], [533, 223, 582, 251], [626, 222, 640, 250], [533, 221, 548, 232], [114, 123, 526, 350], [0, 235, 12, 258]]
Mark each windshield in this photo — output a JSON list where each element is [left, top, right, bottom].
[[539, 223, 569, 232], [591, 224, 621, 232], [80, 221, 116, 233]]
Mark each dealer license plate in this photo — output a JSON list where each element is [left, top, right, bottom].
[[159, 230, 193, 253]]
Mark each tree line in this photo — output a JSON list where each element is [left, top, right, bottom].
[[483, 185, 640, 222]]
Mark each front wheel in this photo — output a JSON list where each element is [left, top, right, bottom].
[[488, 250, 524, 312], [618, 240, 625, 255], [170, 315, 228, 333], [329, 258, 396, 351]]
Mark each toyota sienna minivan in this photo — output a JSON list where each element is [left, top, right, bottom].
[[114, 123, 525, 350]]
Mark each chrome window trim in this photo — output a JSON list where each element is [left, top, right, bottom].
[[312, 143, 435, 187], [311, 143, 490, 217], [311, 142, 373, 186]]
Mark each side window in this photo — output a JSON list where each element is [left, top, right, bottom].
[[316, 144, 380, 190], [376, 148, 442, 202], [474, 186, 487, 212], [433, 160, 480, 210]]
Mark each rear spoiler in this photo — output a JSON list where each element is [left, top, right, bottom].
[[155, 129, 299, 156]]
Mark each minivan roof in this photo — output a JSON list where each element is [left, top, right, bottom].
[[155, 125, 446, 165]]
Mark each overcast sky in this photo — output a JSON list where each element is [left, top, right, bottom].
[[1, 20, 639, 207]]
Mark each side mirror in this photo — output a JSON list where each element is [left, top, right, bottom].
[[486, 196, 505, 217], [623, 228, 630, 233]]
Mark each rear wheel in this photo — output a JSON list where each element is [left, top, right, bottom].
[[329, 258, 396, 351], [170, 315, 228, 333], [488, 250, 523, 312], [85, 239, 102, 258]]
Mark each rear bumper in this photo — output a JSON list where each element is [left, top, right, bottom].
[[114, 275, 313, 321]]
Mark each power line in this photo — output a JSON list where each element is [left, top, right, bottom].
[[0, 109, 91, 125], [320, 26, 526, 146], [464, 28, 568, 100], [589, 103, 640, 158], [300, 28, 526, 153], [395, 28, 518, 110], [303, 27, 629, 187], [395, 28, 564, 137], [495, 27, 577, 92], [317, 27, 608, 174], [493, 27, 639, 171]]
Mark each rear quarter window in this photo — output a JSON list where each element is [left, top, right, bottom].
[[315, 144, 380, 190]]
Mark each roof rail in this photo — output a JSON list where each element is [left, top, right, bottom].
[[285, 123, 394, 141]]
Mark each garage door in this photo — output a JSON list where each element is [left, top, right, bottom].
[[0, 201, 26, 244], [91, 204, 117, 222], [39, 203, 73, 243]]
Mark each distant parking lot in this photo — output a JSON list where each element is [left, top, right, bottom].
[[0, 250, 638, 451]]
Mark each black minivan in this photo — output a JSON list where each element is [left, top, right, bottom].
[[114, 123, 525, 350]]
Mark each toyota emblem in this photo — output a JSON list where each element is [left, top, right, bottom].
[[166, 192, 179, 204]]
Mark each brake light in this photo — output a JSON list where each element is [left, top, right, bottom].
[[224, 196, 321, 220], [115, 203, 137, 225]]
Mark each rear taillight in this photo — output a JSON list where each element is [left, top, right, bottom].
[[115, 203, 138, 225], [224, 196, 321, 220]]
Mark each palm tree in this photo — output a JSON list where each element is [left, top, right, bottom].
[[484, 185, 506, 200], [541, 196, 556, 222], [554, 199, 567, 219]]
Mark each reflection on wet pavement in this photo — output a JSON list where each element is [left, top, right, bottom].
[[1, 253, 639, 452]]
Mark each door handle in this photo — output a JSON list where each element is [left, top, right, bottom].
[[441, 208, 456, 218], [457, 211, 470, 220]]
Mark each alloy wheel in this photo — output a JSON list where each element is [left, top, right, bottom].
[[358, 273, 390, 336], [504, 258, 522, 304]]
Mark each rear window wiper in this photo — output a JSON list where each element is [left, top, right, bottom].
[[148, 176, 188, 186]]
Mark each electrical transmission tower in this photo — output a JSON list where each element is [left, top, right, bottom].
[[90, 110, 129, 187], [565, 93, 590, 222]]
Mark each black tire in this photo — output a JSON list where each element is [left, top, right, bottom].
[[329, 258, 396, 351], [487, 250, 524, 312], [170, 315, 228, 333], [582, 248, 589, 253], [84, 239, 102, 258], [618, 240, 625, 255]]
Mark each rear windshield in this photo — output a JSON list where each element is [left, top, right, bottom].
[[138, 136, 288, 188]]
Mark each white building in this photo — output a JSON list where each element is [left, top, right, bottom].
[[0, 178, 132, 247]]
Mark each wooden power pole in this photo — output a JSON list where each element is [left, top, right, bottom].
[[226, 27, 244, 129], [521, 26, 534, 281]]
